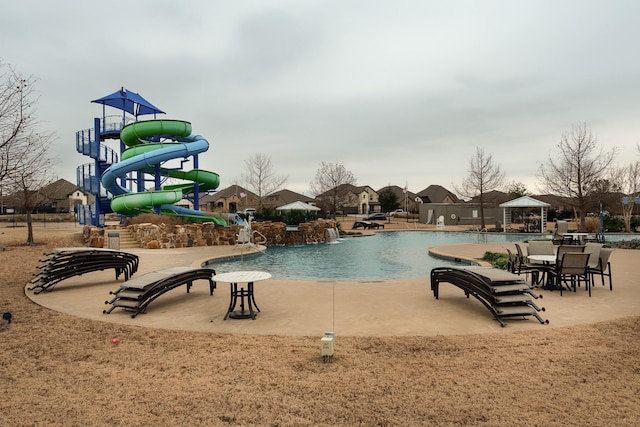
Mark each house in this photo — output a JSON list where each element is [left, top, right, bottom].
[[262, 189, 315, 210], [468, 190, 510, 205], [2, 178, 90, 214], [416, 185, 508, 227], [376, 185, 422, 213], [416, 185, 460, 204], [315, 184, 379, 215], [200, 185, 258, 213]]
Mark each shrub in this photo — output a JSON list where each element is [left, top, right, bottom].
[[482, 251, 510, 270], [603, 216, 624, 232], [607, 239, 640, 250]]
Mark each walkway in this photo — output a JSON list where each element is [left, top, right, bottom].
[[27, 241, 639, 336]]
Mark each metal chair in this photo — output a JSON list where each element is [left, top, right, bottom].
[[583, 242, 604, 270], [589, 248, 613, 291], [552, 220, 569, 244], [514, 243, 540, 285], [554, 252, 591, 296]]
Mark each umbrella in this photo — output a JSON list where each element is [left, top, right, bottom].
[[92, 87, 165, 117], [276, 201, 320, 211]]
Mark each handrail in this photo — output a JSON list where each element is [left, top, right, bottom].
[[473, 227, 488, 244], [252, 230, 268, 245]]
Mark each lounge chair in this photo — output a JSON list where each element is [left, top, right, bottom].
[[104, 266, 216, 318], [430, 266, 548, 327], [28, 247, 139, 294]]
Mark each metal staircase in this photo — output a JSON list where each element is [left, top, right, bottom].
[[75, 117, 122, 226]]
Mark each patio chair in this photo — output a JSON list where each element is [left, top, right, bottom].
[[513, 243, 540, 285], [506, 248, 517, 274], [527, 241, 555, 257], [589, 247, 613, 291], [525, 241, 555, 287], [554, 252, 591, 296], [555, 244, 585, 262], [583, 242, 604, 270], [552, 220, 570, 244]]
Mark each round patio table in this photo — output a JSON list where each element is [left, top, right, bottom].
[[527, 255, 557, 290], [212, 271, 272, 320]]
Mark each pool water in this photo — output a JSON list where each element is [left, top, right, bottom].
[[208, 231, 532, 281]]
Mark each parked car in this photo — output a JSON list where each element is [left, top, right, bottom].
[[365, 213, 387, 221], [238, 208, 256, 216], [389, 209, 408, 216]]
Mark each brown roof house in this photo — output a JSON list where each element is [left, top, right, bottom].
[[315, 184, 379, 215], [200, 185, 258, 213], [376, 185, 422, 213], [416, 185, 460, 204], [2, 178, 90, 214], [418, 185, 504, 229], [262, 189, 316, 210]]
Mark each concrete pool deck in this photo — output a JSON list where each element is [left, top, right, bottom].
[[26, 240, 640, 336]]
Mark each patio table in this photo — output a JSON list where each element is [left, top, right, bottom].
[[212, 271, 272, 320], [527, 255, 557, 290]]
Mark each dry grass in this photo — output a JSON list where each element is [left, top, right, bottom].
[[1, 225, 639, 426]]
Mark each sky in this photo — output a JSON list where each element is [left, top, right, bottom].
[[2, 0, 639, 197]]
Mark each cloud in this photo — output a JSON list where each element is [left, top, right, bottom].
[[1, 0, 638, 198]]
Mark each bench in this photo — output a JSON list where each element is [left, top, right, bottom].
[[352, 221, 384, 230], [29, 247, 139, 294], [430, 266, 548, 327], [104, 267, 216, 318]]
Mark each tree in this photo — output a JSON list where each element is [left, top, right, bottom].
[[240, 153, 287, 210], [1, 61, 57, 244], [378, 187, 399, 215], [455, 147, 505, 229], [612, 158, 640, 232], [0, 62, 39, 182], [6, 143, 57, 244], [506, 181, 528, 199], [310, 161, 356, 216], [539, 123, 617, 232]]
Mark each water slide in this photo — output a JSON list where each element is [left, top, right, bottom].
[[100, 119, 226, 225]]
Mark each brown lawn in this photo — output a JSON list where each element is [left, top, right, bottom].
[[1, 223, 638, 426]]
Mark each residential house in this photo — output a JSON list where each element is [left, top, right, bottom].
[[376, 185, 421, 213], [416, 185, 460, 204], [262, 189, 315, 210], [200, 185, 258, 213], [2, 178, 90, 214], [315, 184, 379, 215]]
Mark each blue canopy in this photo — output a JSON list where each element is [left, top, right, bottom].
[[91, 87, 165, 116]]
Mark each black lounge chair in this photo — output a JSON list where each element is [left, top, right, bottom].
[[29, 247, 139, 294], [104, 266, 216, 318], [430, 266, 548, 327]]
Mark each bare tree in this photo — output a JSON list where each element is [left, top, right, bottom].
[[310, 161, 356, 216], [539, 123, 617, 232], [241, 153, 287, 210], [455, 147, 505, 230], [506, 181, 528, 199], [6, 137, 57, 244], [612, 158, 640, 232], [1, 61, 57, 244], [0, 62, 39, 182]]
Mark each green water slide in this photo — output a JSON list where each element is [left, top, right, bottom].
[[101, 120, 225, 225]]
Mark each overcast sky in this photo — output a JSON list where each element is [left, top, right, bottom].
[[2, 0, 638, 197]]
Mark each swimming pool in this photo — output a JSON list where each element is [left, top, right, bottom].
[[207, 231, 533, 281]]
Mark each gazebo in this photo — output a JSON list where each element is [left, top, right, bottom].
[[276, 201, 320, 211], [499, 196, 551, 234]]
